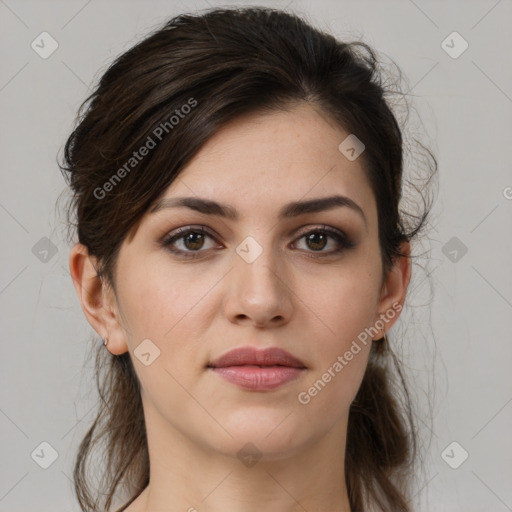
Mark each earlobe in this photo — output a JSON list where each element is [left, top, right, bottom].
[[68, 243, 129, 355]]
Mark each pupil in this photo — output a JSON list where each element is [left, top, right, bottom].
[[185, 233, 204, 250], [182, 232, 328, 252], [307, 233, 326, 251]]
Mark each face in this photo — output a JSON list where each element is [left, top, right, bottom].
[[81, 102, 406, 461]]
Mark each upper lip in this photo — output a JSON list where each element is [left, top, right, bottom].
[[208, 346, 306, 369]]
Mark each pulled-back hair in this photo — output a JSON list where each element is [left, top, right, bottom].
[[59, 6, 437, 511]]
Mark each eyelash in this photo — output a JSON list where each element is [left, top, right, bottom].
[[160, 225, 355, 259]]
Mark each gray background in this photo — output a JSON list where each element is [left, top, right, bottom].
[[1, 0, 511, 511]]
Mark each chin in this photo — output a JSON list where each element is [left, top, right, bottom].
[[209, 410, 311, 460]]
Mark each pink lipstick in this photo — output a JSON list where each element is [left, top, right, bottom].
[[207, 346, 306, 391]]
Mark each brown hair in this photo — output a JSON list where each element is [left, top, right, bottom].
[[58, 6, 437, 511]]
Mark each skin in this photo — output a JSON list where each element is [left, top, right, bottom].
[[69, 102, 411, 512]]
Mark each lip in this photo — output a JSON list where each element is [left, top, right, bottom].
[[207, 346, 306, 391], [208, 346, 306, 369]]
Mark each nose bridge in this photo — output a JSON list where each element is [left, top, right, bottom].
[[235, 233, 282, 293], [226, 232, 292, 324]]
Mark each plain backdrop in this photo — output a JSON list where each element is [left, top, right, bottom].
[[1, 0, 511, 511]]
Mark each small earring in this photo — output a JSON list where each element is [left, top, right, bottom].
[[103, 337, 108, 347]]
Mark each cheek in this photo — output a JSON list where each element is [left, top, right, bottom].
[[116, 266, 210, 404], [296, 263, 379, 407], [300, 346, 371, 421], [301, 259, 381, 345], [116, 259, 219, 392], [118, 258, 209, 341], [299, 285, 374, 413]]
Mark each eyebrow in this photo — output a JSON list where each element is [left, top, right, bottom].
[[149, 194, 367, 227]]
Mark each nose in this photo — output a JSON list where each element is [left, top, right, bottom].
[[222, 245, 293, 328]]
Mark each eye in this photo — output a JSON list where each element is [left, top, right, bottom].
[[160, 224, 355, 259], [292, 225, 355, 256], [161, 226, 220, 258]]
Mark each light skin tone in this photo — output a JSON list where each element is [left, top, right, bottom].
[[69, 102, 411, 512]]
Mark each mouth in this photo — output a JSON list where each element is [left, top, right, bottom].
[[207, 346, 306, 391]]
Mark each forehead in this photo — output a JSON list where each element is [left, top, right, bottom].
[[121, 103, 378, 246], [155, 103, 375, 221]]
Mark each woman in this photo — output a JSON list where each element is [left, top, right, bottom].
[[60, 6, 437, 511]]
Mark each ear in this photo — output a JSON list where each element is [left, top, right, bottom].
[[373, 241, 411, 337], [68, 242, 129, 355]]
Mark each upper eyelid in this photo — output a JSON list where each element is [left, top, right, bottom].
[[161, 224, 351, 247], [163, 223, 346, 237]]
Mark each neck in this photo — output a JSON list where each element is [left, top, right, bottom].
[[130, 401, 352, 512]]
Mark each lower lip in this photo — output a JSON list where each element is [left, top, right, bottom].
[[210, 365, 304, 391]]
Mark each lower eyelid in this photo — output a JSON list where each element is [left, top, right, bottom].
[[294, 231, 353, 251], [162, 235, 353, 259]]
